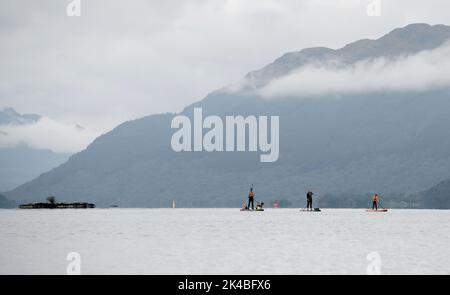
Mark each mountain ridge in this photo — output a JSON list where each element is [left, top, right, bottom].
[[244, 23, 450, 88], [0, 107, 41, 125]]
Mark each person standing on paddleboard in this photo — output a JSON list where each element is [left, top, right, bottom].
[[306, 191, 313, 211], [248, 187, 255, 210], [372, 193, 379, 210]]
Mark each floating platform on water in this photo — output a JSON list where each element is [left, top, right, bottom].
[[19, 202, 95, 209]]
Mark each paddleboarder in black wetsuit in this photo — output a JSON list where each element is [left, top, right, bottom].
[[306, 191, 313, 211], [248, 187, 255, 210], [372, 194, 379, 210]]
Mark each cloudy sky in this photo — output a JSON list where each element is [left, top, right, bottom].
[[1, 0, 450, 152]]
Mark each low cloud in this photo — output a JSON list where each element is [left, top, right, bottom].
[[0, 117, 100, 153], [260, 43, 450, 98]]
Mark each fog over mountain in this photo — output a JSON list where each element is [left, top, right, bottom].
[[6, 24, 450, 208], [0, 107, 98, 153], [0, 108, 71, 191], [245, 23, 450, 85]]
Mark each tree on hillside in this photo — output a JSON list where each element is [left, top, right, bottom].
[[46, 196, 56, 205]]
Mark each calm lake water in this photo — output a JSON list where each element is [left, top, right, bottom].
[[0, 208, 449, 274]]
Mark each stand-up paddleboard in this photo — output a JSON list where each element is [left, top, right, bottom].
[[240, 208, 264, 211], [366, 209, 388, 212], [300, 208, 321, 212]]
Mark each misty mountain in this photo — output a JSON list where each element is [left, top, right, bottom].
[[6, 23, 450, 208], [0, 145, 70, 191], [244, 23, 450, 88], [418, 178, 450, 209], [0, 194, 15, 208], [0, 108, 71, 191], [0, 107, 41, 125]]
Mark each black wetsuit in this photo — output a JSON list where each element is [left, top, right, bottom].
[[248, 198, 254, 210], [372, 201, 378, 210], [306, 192, 313, 210]]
